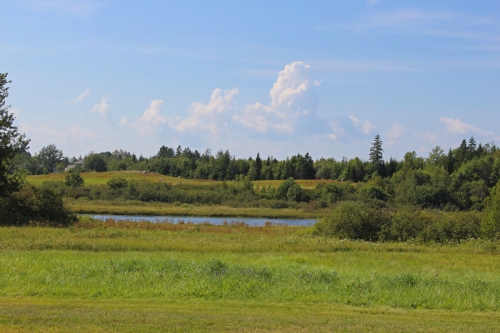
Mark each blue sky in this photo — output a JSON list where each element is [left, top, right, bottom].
[[2, 0, 499, 160]]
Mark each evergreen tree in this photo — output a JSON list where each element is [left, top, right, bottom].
[[0, 73, 30, 197], [369, 135, 384, 174], [255, 152, 262, 180]]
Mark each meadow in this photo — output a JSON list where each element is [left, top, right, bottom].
[[26, 171, 334, 189], [0, 220, 499, 332]]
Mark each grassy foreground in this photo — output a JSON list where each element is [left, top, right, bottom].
[[0, 222, 499, 332]]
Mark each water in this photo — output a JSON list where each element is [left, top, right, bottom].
[[86, 215, 317, 227]]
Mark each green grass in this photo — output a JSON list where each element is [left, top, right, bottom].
[[0, 223, 499, 332], [1, 298, 498, 333], [26, 171, 336, 189]]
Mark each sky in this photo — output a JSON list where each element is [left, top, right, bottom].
[[1, 0, 500, 161]]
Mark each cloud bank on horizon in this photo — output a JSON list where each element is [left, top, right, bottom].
[[15, 59, 500, 160]]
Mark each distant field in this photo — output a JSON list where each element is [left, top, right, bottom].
[[26, 171, 336, 189]]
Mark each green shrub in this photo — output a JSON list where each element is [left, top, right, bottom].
[[107, 177, 128, 189], [276, 177, 304, 202], [424, 211, 482, 242], [482, 182, 500, 240], [313, 201, 383, 240], [384, 207, 432, 241], [64, 168, 84, 188], [0, 185, 76, 226]]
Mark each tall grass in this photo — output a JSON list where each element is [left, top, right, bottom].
[[64, 198, 323, 218], [1, 222, 499, 311], [1, 249, 499, 311]]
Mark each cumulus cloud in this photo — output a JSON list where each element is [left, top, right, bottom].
[[235, 61, 319, 133], [91, 95, 111, 117], [349, 116, 376, 134], [386, 123, 407, 138], [68, 88, 90, 105], [131, 100, 167, 135], [234, 103, 289, 133], [439, 117, 492, 136], [174, 88, 238, 135], [119, 116, 128, 126]]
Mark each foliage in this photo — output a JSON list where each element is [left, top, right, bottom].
[[0, 184, 76, 226], [0, 73, 30, 198], [482, 182, 500, 239], [84, 153, 107, 172], [314, 201, 384, 240], [64, 167, 84, 188], [369, 134, 384, 174], [276, 177, 304, 202], [37, 144, 64, 173], [107, 176, 128, 189]]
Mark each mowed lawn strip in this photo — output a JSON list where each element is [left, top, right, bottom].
[[1, 298, 498, 333]]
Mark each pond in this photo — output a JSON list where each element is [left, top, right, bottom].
[[85, 215, 317, 227]]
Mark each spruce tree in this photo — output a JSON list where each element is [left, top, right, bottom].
[[369, 135, 384, 174]]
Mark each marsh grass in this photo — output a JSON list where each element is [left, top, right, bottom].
[[64, 198, 323, 218]]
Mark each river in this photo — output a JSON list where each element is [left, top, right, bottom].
[[86, 215, 317, 227]]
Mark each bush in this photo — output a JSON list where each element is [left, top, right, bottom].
[[424, 211, 481, 242], [0, 185, 76, 226], [313, 201, 384, 240], [383, 207, 433, 241], [482, 182, 500, 240], [64, 168, 84, 188], [276, 177, 304, 202], [107, 177, 128, 189]]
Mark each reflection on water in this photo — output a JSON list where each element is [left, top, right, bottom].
[[86, 215, 317, 227]]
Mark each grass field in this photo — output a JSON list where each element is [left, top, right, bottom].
[[0, 221, 499, 332], [26, 171, 336, 189]]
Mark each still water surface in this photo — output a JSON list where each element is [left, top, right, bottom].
[[87, 215, 317, 227]]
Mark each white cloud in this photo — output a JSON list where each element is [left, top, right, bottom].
[[68, 88, 90, 105], [439, 117, 492, 136], [119, 116, 128, 126], [173, 88, 238, 135], [234, 102, 289, 133], [91, 95, 110, 117], [386, 123, 407, 138], [235, 61, 319, 132], [349, 116, 376, 135], [131, 100, 167, 136]]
